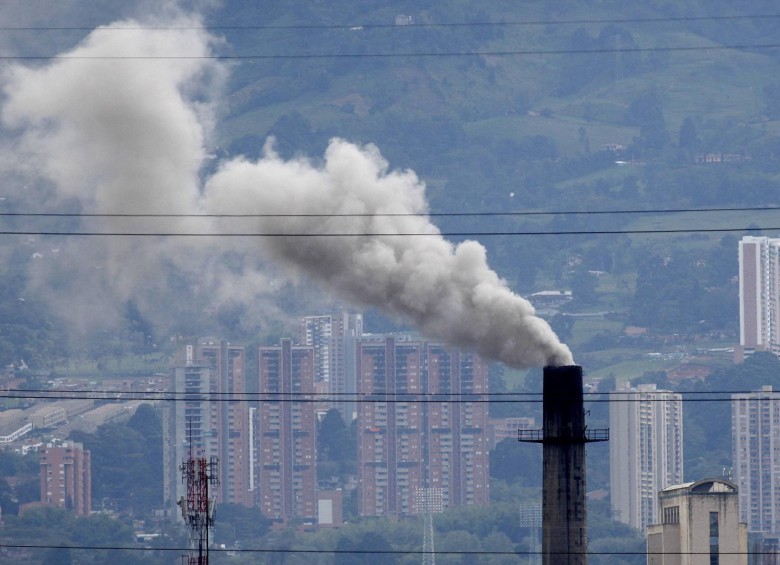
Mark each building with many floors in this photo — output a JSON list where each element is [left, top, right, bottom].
[[356, 335, 489, 517], [257, 339, 317, 523], [738, 236, 780, 360], [610, 382, 684, 533], [163, 339, 253, 518], [40, 441, 91, 516], [732, 385, 780, 534], [299, 312, 363, 423]]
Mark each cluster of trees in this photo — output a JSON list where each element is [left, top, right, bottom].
[[68, 405, 163, 515]]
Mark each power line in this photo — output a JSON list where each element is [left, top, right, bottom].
[[2, 13, 780, 31], [4, 388, 775, 397], [0, 225, 773, 237], [0, 390, 772, 403], [3, 42, 780, 60], [0, 543, 773, 556], [0, 205, 778, 218]]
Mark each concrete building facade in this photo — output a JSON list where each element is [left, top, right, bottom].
[[732, 386, 780, 534], [610, 382, 684, 533], [40, 441, 91, 516], [647, 479, 747, 565], [739, 236, 780, 359]]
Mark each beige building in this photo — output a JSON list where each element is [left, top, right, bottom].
[[647, 479, 747, 565]]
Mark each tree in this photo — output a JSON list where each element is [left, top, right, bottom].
[[678, 117, 699, 150], [570, 268, 599, 306], [490, 439, 541, 486], [317, 408, 356, 482], [213, 504, 271, 547], [625, 89, 669, 152]]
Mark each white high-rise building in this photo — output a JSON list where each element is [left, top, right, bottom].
[[738, 236, 780, 359], [610, 382, 684, 533], [732, 385, 780, 533]]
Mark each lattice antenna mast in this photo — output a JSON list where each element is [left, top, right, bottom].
[[416, 487, 444, 565], [179, 420, 220, 565]]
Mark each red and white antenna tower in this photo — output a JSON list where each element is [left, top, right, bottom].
[[178, 421, 219, 565]]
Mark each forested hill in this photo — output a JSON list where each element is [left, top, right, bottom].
[[203, 1, 780, 309], [210, 1, 780, 211]]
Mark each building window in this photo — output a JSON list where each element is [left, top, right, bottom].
[[663, 505, 679, 524], [709, 511, 719, 565]]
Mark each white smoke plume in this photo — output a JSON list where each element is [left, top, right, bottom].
[[0, 10, 572, 367], [0, 13, 288, 334], [204, 140, 573, 368], [1, 15, 213, 329]]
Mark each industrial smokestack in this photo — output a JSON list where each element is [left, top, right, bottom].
[[543, 365, 587, 565], [520, 366, 608, 565]]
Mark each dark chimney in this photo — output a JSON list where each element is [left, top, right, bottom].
[[519, 365, 608, 565]]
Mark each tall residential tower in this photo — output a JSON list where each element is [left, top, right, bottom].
[[738, 236, 780, 359], [610, 382, 684, 533], [40, 441, 91, 516], [732, 385, 780, 534], [257, 339, 317, 523], [356, 336, 489, 517], [163, 339, 252, 518]]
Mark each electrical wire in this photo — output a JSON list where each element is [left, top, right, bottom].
[[0, 205, 777, 218], [10, 388, 775, 397], [3, 42, 780, 60], [0, 543, 772, 556], [0, 389, 774, 403], [0, 225, 773, 237], [3, 13, 780, 31]]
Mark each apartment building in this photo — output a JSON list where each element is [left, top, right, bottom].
[[610, 382, 684, 532]]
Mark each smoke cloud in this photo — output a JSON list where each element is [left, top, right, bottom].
[[1, 11, 573, 367], [0, 14, 290, 334], [204, 140, 573, 368]]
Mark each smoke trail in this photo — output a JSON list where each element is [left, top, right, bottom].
[[204, 140, 573, 368], [1, 11, 572, 367], [0, 14, 290, 334]]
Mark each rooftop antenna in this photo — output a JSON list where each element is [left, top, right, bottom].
[[178, 420, 219, 565]]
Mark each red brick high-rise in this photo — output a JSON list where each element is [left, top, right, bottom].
[[357, 336, 489, 517], [257, 339, 317, 523], [40, 441, 91, 516]]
